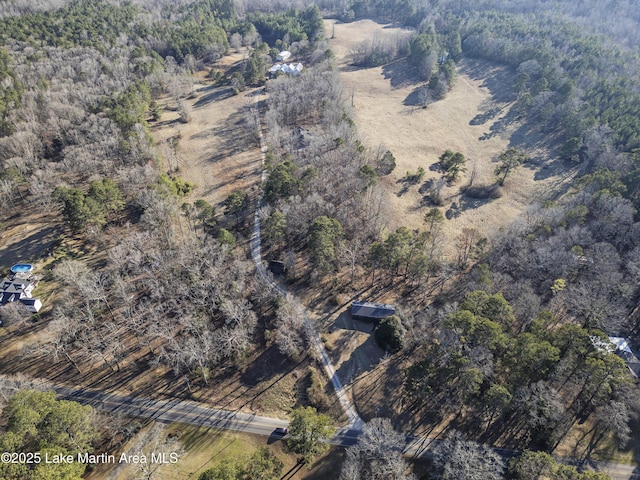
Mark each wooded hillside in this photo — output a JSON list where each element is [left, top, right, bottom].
[[0, 0, 639, 478]]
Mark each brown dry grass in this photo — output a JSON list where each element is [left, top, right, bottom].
[[553, 416, 637, 465], [326, 19, 573, 249], [151, 54, 262, 211], [0, 214, 58, 268], [88, 422, 346, 480]]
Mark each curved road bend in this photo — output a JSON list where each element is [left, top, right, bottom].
[[250, 91, 363, 429]]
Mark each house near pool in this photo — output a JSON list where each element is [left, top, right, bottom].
[[0, 264, 42, 313]]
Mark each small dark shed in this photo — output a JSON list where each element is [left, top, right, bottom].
[[268, 260, 286, 275], [351, 301, 396, 322]]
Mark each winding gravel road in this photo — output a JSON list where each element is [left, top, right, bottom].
[[48, 89, 640, 480], [250, 91, 363, 429]]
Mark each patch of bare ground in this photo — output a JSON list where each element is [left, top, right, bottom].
[[0, 213, 61, 270]]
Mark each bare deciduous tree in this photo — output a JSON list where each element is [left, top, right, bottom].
[[274, 294, 308, 360], [430, 431, 504, 480], [340, 417, 415, 480], [128, 423, 184, 480]]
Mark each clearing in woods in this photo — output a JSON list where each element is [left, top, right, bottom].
[[326, 19, 570, 249], [152, 52, 262, 210]]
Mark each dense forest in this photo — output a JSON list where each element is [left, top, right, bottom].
[[0, 0, 640, 478], [0, 1, 329, 478]]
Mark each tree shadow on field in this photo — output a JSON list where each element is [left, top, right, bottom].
[[396, 174, 422, 196], [454, 184, 502, 214], [382, 57, 421, 89], [333, 311, 376, 334], [193, 86, 235, 108], [193, 346, 307, 413], [630, 417, 640, 479], [334, 335, 385, 386], [82, 357, 184, 399], [478, 106, 518, 141], [0, 224, 62, 268], [152, 117, 182, 129], [302, 447, 345, 479], [458, 58, 517, 104], [281, 460, 306, 479], [330, 310, 386, 387], [338, 62, 366, 73], [458, 195, 489, 212], [417, 177, 439, 205], [403, 86, 427, 107], [239, 345, 300, 387], [200, 108, 255, 168], [0, 343, 52, 377], [470, 106, 502, 126], [506, 120, 572, 197]]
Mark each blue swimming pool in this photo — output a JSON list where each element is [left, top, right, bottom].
[[11, 264, 33, 274]]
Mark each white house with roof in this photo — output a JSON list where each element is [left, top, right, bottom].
[[591, 335, 640, 377], [0, 273, 42, 313], [268, 62, 304, 76]]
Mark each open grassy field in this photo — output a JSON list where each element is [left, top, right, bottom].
[[151, 52, 263, 211], [320, 21, 640, 470], [86, 422, 345, 480], [318, 17, 595, 442], [326, 19, 574, 251]]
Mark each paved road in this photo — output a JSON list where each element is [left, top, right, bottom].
[[54, 386, 289, 437], [250, 91, 363, 428], [55, 385, 361, 445], [54, 386, 639, 479]]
